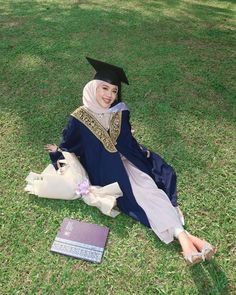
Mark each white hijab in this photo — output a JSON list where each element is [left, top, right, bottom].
[[83, 80, 108, 113], [82, 79, 112, 130], [82, 79, 129, 130]]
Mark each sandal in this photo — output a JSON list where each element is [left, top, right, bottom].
[[183, 251, 203, 266], [201, 242, 216, 261]]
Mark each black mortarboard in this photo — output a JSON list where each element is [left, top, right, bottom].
[[86, 57, 129, 86]]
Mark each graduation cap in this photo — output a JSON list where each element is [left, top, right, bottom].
[[86, 57, 129, 87]]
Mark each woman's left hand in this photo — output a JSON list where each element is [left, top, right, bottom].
[[44, 143, 58, 153]]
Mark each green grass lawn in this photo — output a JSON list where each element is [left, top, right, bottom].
[[1, 0, 235, 294]]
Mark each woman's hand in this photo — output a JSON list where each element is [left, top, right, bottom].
[[44, 143, 58, 153]]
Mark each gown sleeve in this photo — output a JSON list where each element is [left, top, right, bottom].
[[49, 116, 82, 166]]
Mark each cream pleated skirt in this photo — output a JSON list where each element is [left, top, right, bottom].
[[121, 156, 183, 244]]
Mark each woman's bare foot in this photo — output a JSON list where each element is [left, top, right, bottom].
[[186, 232, 205, 251], [186, 232, 216, 260], [177, 231, 203, 265]]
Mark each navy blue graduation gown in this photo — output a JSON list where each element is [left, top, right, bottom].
[[49, 107, 178, 228]]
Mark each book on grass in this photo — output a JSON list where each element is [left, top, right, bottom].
[[51, 218, 109, 263]]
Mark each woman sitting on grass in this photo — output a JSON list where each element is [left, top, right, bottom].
[[45, 57, 216, 265]]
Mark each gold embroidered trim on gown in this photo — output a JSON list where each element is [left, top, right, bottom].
[[71, 107, 122, 153], [110, 111, 121, 146]]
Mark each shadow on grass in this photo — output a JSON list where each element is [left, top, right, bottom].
[[142, 229, 231, 294], [187, 2, 235, 20], [2, 0, 235, 253], [190, 260, 230, 294], [2, 0, 235, 217], [1, 1, 234, 291], [1, 0, 235, 165], [28, 193, 136, 239]]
